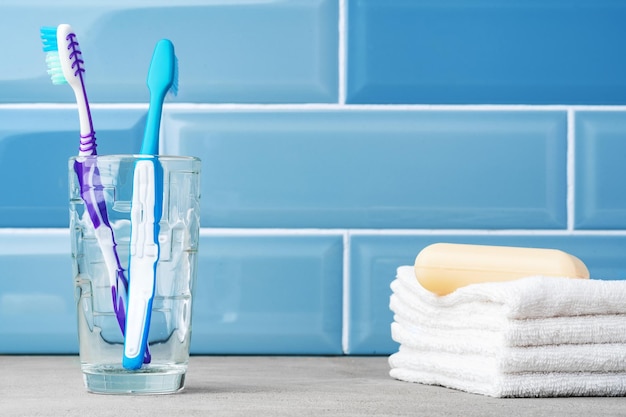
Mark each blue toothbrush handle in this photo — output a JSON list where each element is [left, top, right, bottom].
[[140, 92, 166, 155], [124, 38, 174, 369], [123, 260, 156, 370]]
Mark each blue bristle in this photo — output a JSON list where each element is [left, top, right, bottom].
[[40, 26, 59, 52], [40, 26, 67, 85], [170, 55, 179, 97]]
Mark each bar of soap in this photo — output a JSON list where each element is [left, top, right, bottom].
[[414, 243, 590, 296]]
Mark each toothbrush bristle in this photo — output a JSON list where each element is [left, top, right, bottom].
[[40, 26, 59, 52], [169, 55, 179, 97], [40, 26, 68, 84], [45, 51, 67, 85]]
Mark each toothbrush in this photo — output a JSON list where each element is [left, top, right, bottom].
[[123, 39, 178, 370], [40, 24, 131, 338], [41, 24, 95, 155]]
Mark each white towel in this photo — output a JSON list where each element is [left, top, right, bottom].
[[389, 355, 626, 398], [388, 265, 626, 397], [393, 265, 626, 319], [391, 322, 626, 373], [391, 293, 626, 347]]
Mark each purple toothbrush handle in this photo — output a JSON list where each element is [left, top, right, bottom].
[[74, 158, 151, 364], [74, 158, 128, 327]]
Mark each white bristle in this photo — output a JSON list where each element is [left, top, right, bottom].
[[45, 52, 67, 85]]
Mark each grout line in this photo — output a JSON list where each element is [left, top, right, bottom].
[[0, 103, 148, 110], [0, 228, 69, 235], [567, 109, 576, 231], [161, 103, 621, 111], [342, 230, 350, 354], [199, 228, 346, 236], [345, 229, 626, 236], [4, 227, 626, 236], [3, 103, 626, 111], [338, 0, 347, 105], [197, 228, 626, 237]]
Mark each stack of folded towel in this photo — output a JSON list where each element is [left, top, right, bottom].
[[389, 265, 626, 397]]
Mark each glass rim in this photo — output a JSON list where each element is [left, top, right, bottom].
[[69, 154, 201, 162]]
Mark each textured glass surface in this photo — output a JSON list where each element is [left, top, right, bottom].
[[69, 155, 200, 393]]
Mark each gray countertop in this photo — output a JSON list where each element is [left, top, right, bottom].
[[2, 356, 625, 417]]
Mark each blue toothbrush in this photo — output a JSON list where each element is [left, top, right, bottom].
[[40, 24, 131, 342], [123, 39, 178, 370]]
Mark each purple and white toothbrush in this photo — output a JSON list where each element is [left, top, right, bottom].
[[40, 24, 143, 359]]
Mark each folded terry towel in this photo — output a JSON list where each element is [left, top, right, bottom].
[[391, 293, 626, 347], [389, 354, 626, 398], [393, 266, 626, 319], [388, 265, 626, 397], [392, 322, 626, 373]]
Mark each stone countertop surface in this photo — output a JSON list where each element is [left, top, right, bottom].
[[2, 356, 625, 417]]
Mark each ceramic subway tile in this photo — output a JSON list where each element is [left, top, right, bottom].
[[164, 109, 567, 229], [0, 230, 345, 355], [0, 108, 145, 227], [3, 0, 626, 359], [575, 111, 626, 229], [347, 0, 626, 104], [2, 0, 337, 103], [347, 233, 626, 355], [0, 232, 75, 353], [191, 233, 344, 354]]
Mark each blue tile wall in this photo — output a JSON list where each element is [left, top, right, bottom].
[[1, 1, 626, 355], [0, 108, 145, 227], [191, 233, 344, 354], [163, 109, 567, 229], [0, 232, 75, 353], [575, 111, 626, 229], [0, 232, 343, 354], [3, 1, 337, 103], [347, 0, 626, 104]]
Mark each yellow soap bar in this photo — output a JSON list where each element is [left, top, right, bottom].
[[414, 243, 590, 296]]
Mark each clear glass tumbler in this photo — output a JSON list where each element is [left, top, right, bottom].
[[69, 155, 201, 394]]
